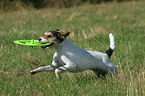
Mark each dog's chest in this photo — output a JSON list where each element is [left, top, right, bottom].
[[54, 51, 76, 65], [53, 52, 66, 66], [57, 56, 66, 65]]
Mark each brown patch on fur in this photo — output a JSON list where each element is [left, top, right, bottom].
[[44, 31, 70, 43], [45, 32, 52, 36], [44, 32, 58, 43]]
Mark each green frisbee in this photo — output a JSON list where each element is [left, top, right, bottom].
[[14, 40, 51, 46]]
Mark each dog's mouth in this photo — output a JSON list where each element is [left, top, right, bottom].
[[41, 43, 54, 49]]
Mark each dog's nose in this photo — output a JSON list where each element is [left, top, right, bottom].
[[38, 38, 42, 42]]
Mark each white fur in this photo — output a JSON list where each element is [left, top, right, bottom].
[[39, 37, 48, 43], [109, 33, 116, 50], [30, 34, 118, 79]]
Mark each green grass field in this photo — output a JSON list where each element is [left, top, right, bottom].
[[0, 1, 144, 96]]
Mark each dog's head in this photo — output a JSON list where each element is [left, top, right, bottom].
[[39, 29, 70, 49]]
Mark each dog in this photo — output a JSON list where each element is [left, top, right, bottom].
[[30, 29, 118, 80]]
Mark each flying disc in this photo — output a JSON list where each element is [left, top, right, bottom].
[[14, 40, 51, 46]]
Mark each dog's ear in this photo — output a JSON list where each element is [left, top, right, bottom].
[[56, 29, 59, 31], [55, 32, 70, 42], [60, 32, 70, 38]]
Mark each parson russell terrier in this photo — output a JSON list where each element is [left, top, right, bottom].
[[30, 30, 118, 80]]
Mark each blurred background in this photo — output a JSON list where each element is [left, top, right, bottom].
[[0, 0, 141, 12]]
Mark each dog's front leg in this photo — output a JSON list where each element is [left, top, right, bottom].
[[55, 64, 76, 80], [30, 65, 56, 74]]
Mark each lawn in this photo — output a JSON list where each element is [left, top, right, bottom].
[[0, 1, 144, 96]]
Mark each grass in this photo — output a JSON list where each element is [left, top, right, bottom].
[[0, 1, 144, 96]]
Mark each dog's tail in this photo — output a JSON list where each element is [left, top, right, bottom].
[[105, 33, 116, 58]]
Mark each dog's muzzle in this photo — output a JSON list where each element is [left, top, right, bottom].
[[38, 37, 54, 49], [39, 38, 42, 42], [39, 37, 48, 43], [41, 43, 54, 49]]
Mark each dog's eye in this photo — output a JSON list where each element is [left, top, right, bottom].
[[47, 35, 52, 38]]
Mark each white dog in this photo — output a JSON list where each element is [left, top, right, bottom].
[[30, 29, 118, 80]]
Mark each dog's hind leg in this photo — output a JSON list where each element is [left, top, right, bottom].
[[30, 65, 56, 74], [92, 69, 107, 77]]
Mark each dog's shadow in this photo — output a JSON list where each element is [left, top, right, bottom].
[[62, 71, 109, 84]]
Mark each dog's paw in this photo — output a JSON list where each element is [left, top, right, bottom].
[[55, 69, 62, 80], [30, 71, 37, 75]]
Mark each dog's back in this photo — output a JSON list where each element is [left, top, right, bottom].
[[54, 35, 117, 74]]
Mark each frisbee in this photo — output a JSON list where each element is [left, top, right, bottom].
[[14, 40, 51, 46]]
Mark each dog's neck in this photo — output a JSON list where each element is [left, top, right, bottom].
[[54, 38, 87, 57], [54, 39, 70, 51], [54, 39, 80, 53]]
